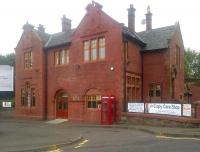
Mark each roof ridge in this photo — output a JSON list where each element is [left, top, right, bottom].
[[137, 25, 175, 34]]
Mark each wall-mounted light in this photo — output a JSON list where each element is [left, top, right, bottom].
[[110, 66, 114, 71]]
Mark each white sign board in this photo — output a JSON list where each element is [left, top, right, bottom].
[[0, 65, 14, 91], [128, 103, 144, 113], [147, 103, 181, 116], [2, 102, 12, 108], [183, 104, 192, 117]]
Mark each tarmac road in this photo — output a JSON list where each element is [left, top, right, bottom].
[[59, 128, 200, 152], [0, 117, 200, 152]]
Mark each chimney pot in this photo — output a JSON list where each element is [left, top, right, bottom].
[[145, 6, 153, 31], [127, 4, 136, 33]]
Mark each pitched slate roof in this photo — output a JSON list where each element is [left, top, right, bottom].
[[122, 26, 146, 47], [32, 29, 74, 49], [33, 24, 176, 51], [34, 30, 51, 44], [44, 30, 74, 49], [137, 25, 176, 51]]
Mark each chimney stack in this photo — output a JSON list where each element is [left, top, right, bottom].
[[38, 24, 45, 33], [145, 6, 152, 31], [127, 4, 136, 33], [62, 15, 71, 32]]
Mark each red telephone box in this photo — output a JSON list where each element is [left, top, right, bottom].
[[101, 96, 116, 125]]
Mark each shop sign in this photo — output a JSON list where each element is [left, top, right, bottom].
[[147, 103, 181, 116], [183, 104, 191, 117], [128, 103, 144, 113]]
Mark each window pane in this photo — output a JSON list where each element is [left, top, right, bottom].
[[31, 88, 36, 107], [66, 50, 69, 64], [156, 85, 161, 97], [84, 41, 90, 62], [99, 48, 105, 59], [88, 101, 92, 108], [91, 39, 97, 61], [99, 38, 105, 59], [55, 51, 59, 65], [29, 52, 33, 68], [149, 84, 154, 97], [92, 101, 97, 108], [60, 50, 65, 64], [84, 50, 89, 62], [24, 52, 29, 69]]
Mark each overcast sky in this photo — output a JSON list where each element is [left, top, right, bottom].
[[0, 0, 200, 55]]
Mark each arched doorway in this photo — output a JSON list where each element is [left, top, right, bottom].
[[55, 91, 68, 119]]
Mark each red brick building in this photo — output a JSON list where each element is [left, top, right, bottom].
[[15, 2, 184, 123]]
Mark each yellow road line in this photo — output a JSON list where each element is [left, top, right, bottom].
[[48, 149, 63, 152], [74, 145, 82, 149], [74, 139, 89, 149], [156, 135, 200, 141]]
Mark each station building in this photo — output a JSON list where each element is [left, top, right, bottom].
[[15, 2, 185, 123]]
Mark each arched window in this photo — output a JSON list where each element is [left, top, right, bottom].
[[85, 89, 101, 109]]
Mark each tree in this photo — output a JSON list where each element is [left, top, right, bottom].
[[184, 48, 200, 79], [0, 53, 15, 67]]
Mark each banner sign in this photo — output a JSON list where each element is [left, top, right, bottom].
[[2, 102, 12, 108], [128, 103, 144, 113], [183, 104, 192, 117], [147, 103, 181, 116], [0, 65, 14, 91]]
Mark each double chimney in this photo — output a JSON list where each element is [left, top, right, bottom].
[[128, 4, 153, 32]]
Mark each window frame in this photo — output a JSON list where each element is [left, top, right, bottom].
[[126, 73, 141, 102], [21, 82, 36, 107], [54, 49, 69, 66], [24, 51, 33, 69], [148, 83, 162, 100], [83, 37, 106, 63], [86, 95, 101, 109]]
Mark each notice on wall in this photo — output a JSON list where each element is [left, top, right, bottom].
[[0, 65, 14, 91], [2, 102, 12, 108], [183, 104, 192, 117], [128, 103, 144, 113], [147, 103, 182, 116]]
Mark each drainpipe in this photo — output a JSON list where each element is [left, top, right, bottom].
[[141, 52, 144, 102], [123, 40, 127, 112], [44, 49, 48, 120]]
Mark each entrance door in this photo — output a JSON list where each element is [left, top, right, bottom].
[[56, 91, 68, 119]]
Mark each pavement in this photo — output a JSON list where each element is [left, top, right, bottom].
[[64, 122, 200, 138]]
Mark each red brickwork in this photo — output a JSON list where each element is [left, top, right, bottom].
[[15, 3, 185, 123]]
